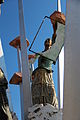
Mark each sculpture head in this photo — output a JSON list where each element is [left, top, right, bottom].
[[44, 38, 52, 51]]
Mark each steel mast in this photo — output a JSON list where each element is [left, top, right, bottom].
[[57, 0, 61, 109], [18, 0, 32, 120], [57, 0, 64, 109]]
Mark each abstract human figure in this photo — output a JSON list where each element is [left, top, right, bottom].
[[31, 11, 65, 108], [0, 68, 13, 120], [31, 38, 58, 108]]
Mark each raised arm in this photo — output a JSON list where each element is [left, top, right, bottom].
[[50, 11, 66, 43], [50, 11, 65, 26]]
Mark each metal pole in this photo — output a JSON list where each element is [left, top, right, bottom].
[[57, 0, 64, 109], [18, 0, 32, 120], [0, 4, 1, 15], [57, 0, 61, 12], [17, 46, 24, 120], [63, 1, 80, 120], [17, 46, 21, 71], [57, 0, 61, 109]]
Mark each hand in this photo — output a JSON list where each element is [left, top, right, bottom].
[[50, 11, 66, 25]]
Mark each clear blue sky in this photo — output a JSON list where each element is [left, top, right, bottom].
[[0, 0, 66, 119]]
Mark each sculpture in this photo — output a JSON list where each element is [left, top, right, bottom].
[[0, 68, 12, 120], [31, 11, 65, 108]]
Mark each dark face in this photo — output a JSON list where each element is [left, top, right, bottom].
[[45, 43, 52, 51], [44, 39, 52, 51]]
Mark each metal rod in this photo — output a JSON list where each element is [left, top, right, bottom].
[[29, 17, 46, 51], [57, 0, 61, 12], [57, 0, 61, 109], [17, 46, 24, 120], [0, 4, 1, 15], [29, 16, 55, 52]]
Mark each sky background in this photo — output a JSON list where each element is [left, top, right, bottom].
[[0, 0, 66, 119]]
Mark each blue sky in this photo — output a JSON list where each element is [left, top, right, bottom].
[[0, 0, 66, 119]]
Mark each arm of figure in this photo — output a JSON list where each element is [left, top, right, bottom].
[[50, 11, 66, 44], [40, 22, 65, 62], [33, 11, 66, 63], [50, 11, 65, 26], [29, 54, 40, 64]]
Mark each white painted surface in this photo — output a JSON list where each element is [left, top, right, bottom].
[[63, 1, 80, 120], [28, 103, 62, 120], [58, 0, 61, 12], [57, 0, 61, 109], [17, 46, 24, 120], [58, 0, 64, 109], [0, 4, 1, 15], [59, 47, 64, 108], [18, 0, 32, 119], [0, 39, 3, 57], [57, 0, 64, 109]]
